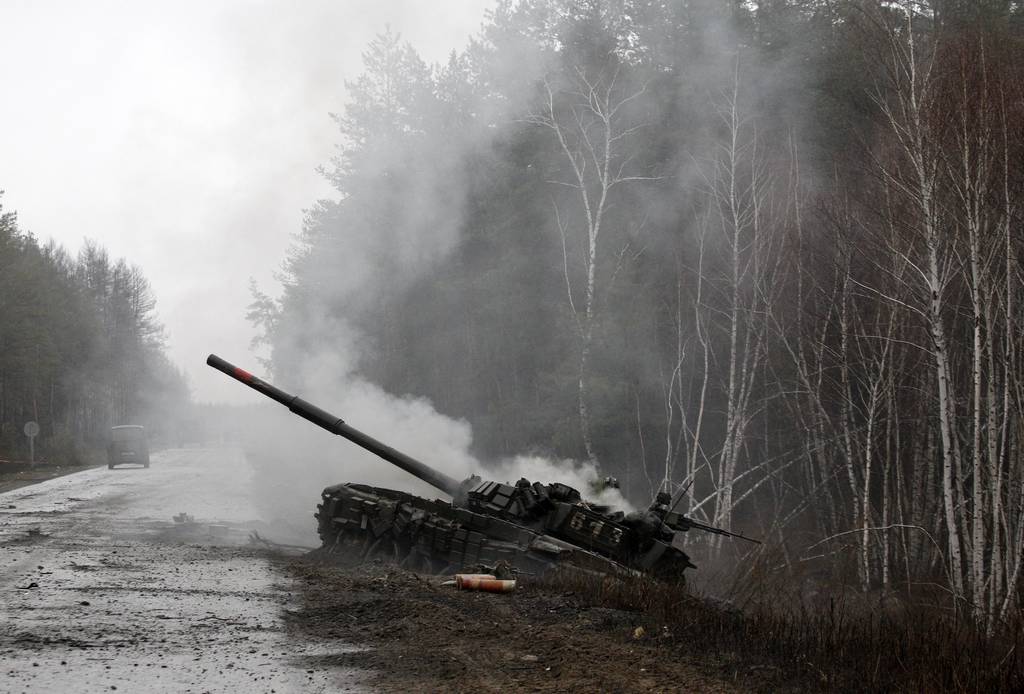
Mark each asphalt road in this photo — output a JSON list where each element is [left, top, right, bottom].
[[0, 447, 367, 694]]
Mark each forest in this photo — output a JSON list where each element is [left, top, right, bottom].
[[250, 0, 1024, 630], [0, 197, 188, 463]]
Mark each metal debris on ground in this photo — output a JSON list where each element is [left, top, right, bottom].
[[247, 531, 317, 553], [448, 573, 517, 592], [472, 560, 516, 580]]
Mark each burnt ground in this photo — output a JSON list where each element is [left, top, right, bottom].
[[280, 554, 788, 693]]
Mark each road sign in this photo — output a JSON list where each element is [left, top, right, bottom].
[[23, 421, 39, 465]]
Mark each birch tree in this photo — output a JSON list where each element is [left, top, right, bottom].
[[526, 65, 653, 464], [870, 3, 966, 596], [694, 56, 783, 535]]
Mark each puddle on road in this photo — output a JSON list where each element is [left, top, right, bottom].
[[3, 547, 369, 692], [1, 448, 370, 692]]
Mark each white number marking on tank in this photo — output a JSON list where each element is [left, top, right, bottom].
[[570, 512, 586, 531]]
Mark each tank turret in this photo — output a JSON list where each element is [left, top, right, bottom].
[[207, 354, 758, 577]]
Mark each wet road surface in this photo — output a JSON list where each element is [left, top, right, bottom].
[[0, 447, 367, 693]]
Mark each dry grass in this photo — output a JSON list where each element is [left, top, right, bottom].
[[532, 558, 1024, 693]]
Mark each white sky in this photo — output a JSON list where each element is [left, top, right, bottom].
[[0, 0, 495, 403]]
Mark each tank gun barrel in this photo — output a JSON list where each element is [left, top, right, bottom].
[[664, 511, 762, 544], [206, 354, 463, 497]]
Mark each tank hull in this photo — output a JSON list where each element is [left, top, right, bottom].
[[315, 483, 693, 578]]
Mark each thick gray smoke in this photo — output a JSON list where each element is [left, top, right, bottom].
[[244, 309, 631, 544], [241, 19, 633, 539], [237, 4, 790, 540]]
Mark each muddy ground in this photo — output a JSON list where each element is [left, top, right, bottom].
[[280, 554, 784, 693], [1, 447, 788, 693]]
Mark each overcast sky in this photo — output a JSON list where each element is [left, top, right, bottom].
[[0, 0, 495, 402]]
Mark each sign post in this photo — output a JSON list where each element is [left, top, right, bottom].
[[23, 421, 39, 466]]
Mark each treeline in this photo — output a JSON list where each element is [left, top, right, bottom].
[[0, 196, 188, 463], [254, 0, 1024, 624]]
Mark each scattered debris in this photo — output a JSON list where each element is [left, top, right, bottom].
[[465, 560, 516, 580], [440, 567, 521, 593], [68, 562, 99, 572], [247, 531, 316, 553], [454, 574, 517, 593]]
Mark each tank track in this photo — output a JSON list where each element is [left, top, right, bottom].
[[314, 483, 635, 576]]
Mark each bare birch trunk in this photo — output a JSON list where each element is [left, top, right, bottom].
[[529, 71, 654, 465]]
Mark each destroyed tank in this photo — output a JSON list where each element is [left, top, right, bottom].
[[207, 354, 758, 578]]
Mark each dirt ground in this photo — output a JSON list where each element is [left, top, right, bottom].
[[281, 554, 776, 694]]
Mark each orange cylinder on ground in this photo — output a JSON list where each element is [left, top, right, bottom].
[[457, 577, 517, 593], [454, 573, 495, 588]]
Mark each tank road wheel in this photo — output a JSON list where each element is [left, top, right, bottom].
[[398, 550, 420, 571], [364, 535, 405, 563], [399, 549, 440, 573], [318, 523, 359, 556], [363, 535, 387, 559], [326, 529, 347, 554]]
